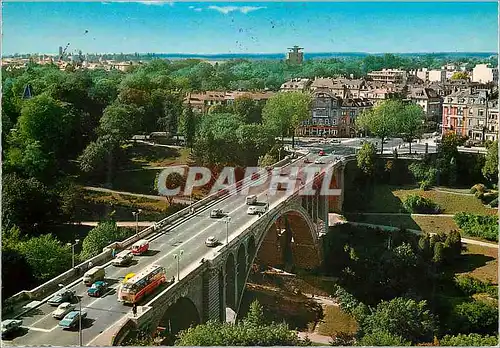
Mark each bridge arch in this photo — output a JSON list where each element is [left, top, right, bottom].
[[158, 297, 200, 337], [224, 252, 236, 310], [235, 204, 320, 316], [236, 244, 247, 298]]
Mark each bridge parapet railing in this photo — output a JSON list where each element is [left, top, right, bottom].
[[4, 153, 304, 310]]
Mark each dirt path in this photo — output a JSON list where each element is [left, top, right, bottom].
[[83, 186, 192, 204]]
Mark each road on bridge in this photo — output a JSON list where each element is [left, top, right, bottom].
[[3, 151, 338, 347]]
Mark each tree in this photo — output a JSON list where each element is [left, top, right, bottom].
[[98, 103, 141, 142], [233, 95, 263, 124], [482, 140, 498, 184], [356, 100, 400, 154], [179, 105, 197, 149], [358, 331, 411, 346], [356, 142, 377, 176], [450, 301, 498, 335], [78, 135, 119, 177], [439, 333, 499, 346], [450, 71, 469, 80], [360, 298, 437, 344], [80, 220, 133, 260], [262, 91, 312, 148], [17, 233, 72, 281], [396, 103, 424, 153], [157, 172, 185, 205]]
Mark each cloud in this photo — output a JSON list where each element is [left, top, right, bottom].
[[138, 1, 174, 6], [194, 8, 202, 12], [207, 5, 265, 14]]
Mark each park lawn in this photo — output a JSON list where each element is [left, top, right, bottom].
[[111, 169, 160, 195], [455, 244, 498, 285], [345, 214, 458, 234], [363, 185, 496, 215], [122, 143, 190, 169], [316, 305, 358, 336]]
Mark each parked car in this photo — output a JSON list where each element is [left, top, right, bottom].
[[87, 281, 108, 297], [52, 302, 76, 319], [210, 209, 225, 218], [314, 159, 325, 164], [247, 205, 267, 215], [59, 311, 87, 329], [304, 158, 312, 164], [318, 150, 326, 156], [112, 250, 133, 266], [2, 319, 23, 339], [205, 236, 219, 247], [48, 289, 76, 306]]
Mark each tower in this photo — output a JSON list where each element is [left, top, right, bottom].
[[286, 46, 304, 64]]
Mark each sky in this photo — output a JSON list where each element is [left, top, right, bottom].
[[2, 1, 498, 55]]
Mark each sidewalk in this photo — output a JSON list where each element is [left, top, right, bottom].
[[70, 221, 156, 227], [83, 186, 192, 204]]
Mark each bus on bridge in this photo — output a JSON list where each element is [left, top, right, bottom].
[[118, 264, 167, 304]]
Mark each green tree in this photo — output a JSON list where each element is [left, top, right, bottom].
[[80, 220, 133, 260], [356, 100, 400, 154], [450, 71, 469, 80], [262, 91, 312, 147], [233, 95, 263, 124], [450, 301, 498, 335], [99, 103, 141, 141], [17, 233, 72, 281], [358, 331, 411, 346], [396, 103, 424, 153], [360, 297, 437, 344], [482, 140, 498, 184], [356, 142, 377, 176], [179, 105, 197, 149], [158, 172, 185, 205], [78, 135, 119, 176], [439, 333, 499, 346]]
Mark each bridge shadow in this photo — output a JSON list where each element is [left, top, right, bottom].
[[2, 327, 29, 340], [113, 259, 139, 267], [141, 250, 160, 257]]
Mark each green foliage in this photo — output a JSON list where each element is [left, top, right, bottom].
[[408, 162, 438, 189], [359, 298, 437, 344], [439, 333, 499, 346], [175, 300, 308, 346], [233, 95, 264, 124], [357, 331, 411, 346], [453, 212, 498, 242], [80, 220, 134, 260], [356, 142, 377, 176], [16, 233, 72, 281], [449, 301, 498, 335], [395, 103, 425, 151], [450, 71, 469, 80], [470, 183, 487, 194], [179, 105, 198, 148], [482, 140, 498, 184], [78, 135, 119, 175], [356, 100, 401, 153], [99, 103, 142, 141], [454, 275, 496, 297], [403, 194, 441, 214]]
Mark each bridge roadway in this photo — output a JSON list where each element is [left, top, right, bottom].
[[4, 152, 336, 347]]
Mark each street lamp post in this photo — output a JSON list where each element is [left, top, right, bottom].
[[224, 216, 231, 245], [174, 250, 184, 281], [67, 239, 80, 269], [132, 209, 142, 235]]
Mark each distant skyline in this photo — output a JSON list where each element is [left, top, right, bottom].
[[2, 1, 498, 55]]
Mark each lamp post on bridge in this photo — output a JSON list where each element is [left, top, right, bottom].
[[174, 250, 184, 281], [67, 239, 80, 269], [132, 209, 142, 236], [224, 216, 232, 245]]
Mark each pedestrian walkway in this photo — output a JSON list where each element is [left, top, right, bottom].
[[83, 186, 192, 204], [69, 221, 155, 227], [347, 212, 455, 217]]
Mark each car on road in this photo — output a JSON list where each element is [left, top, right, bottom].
[[245, 195, 257, 205], [314, 159, 325, 164], [52, 302, 76, 319], [318, 150, 326, 156], [58, 311, 87, 329], [87, 281, 108, 297], [2, 319, 23, 339], [247, 205, 267, 215], [304, 158, 312, 164], [48, 289, 76, 306], [210, 209, 225, 218], [331, 139, 341, 144], [112, 250, 133, 266], [205, 236, 219, 247]]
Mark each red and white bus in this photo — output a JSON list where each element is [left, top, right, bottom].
[[131, 239, 149, 255], [118, 264, 166, 304]]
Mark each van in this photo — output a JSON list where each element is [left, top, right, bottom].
[[112, 250, 133, 266], [131, 239, 149, 255], [83, 267, 105, 286], [245, 195, 257, 205]]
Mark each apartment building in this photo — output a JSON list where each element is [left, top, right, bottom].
[[442, 89, 491, 141], [297, 89, 340, 137], [367, 69, 407, 84], [184, 91, 275, 113], [485, 98, 498, 142], [338, 98, 374, 137], [406, 87, 442, 124], [472, 64, 499, 83], [415, 68, 446, 83], [280, 78, 311, 92]]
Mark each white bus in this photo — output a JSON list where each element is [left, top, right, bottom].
[[117, 264, 166, 304]]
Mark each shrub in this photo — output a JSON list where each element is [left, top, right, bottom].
[[357, 331, 411, 346], [450, 301, 498, 335], [440, 333, 499, 346], [489, 198, 498, 208], [470, 183, 486, 194], [453, 212, 498, 242], [481, 191, 498, 205], [454, 275, 490, 296], [403, 194, 442, 214]]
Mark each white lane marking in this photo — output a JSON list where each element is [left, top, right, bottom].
[[22, 326, 54, 333]]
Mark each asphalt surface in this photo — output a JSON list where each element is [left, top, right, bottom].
[[3, 151, 337, 347]]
